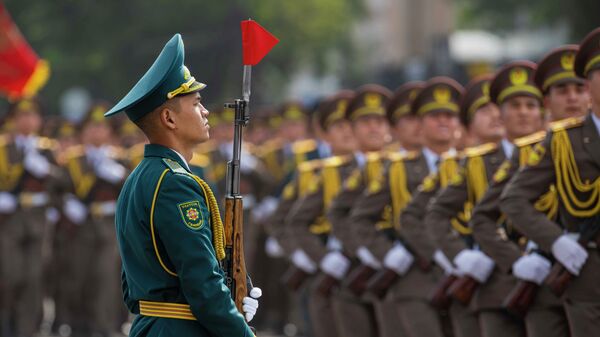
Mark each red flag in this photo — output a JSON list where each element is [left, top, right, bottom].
[[0, 4, 49, 100], [241, 20, 279, 66]]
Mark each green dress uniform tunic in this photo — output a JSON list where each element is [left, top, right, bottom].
[[116, 144, 253, 337]]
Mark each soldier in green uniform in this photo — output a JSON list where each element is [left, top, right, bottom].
[[501, 27, 600, 337], [103, 34, 260, 337], [471, 44, 589, 337]]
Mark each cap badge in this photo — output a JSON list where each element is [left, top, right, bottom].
[[433, 86, 451, 104], [364, 93, 382, 108], [561, 52, 575, 71], [509, 67, 528, 85]]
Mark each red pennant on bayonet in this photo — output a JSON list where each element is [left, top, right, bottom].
[[0, 4, 50, 99], [241, 20, 279, 66]]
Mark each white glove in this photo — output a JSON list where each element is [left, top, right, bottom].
[[326, 236, 343, 251], [243, 287, 262, 322], [63, 195, 88, 225], [291, 249, 317, 273], [320, 251, 351, 280], [356, 246, 382, 269], [433, 249, 457, 275], [252, 197, 278, 223], [551, 235, 588, 275], [512, 253, 551, 285], [24, 150, 50, 178], [95, 158, 126, 184], [0, 192, 17, 214], [453, 249, 495, 283], [265, 236, 284, 258], [45, 207, 60, 225], [383, 242, 414, 276]]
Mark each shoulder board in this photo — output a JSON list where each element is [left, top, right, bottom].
[[550, 116, 586, 132], [190, 153, 210, 167], [37, 137, 58, 150], [291, 139, 318, 154], [441, 150, 458, 161], [387, 150, 420, 162], [514, 131, 547, 147], [298, 158, 323, 172], [365, 151, 383, 163], [465, 142, 498, 157], [64, 145, 85, 159], [162, 158, 190, 175], [322, 154, 352, 168]]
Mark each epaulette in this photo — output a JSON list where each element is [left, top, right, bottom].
[[365, 151, 383, 163], [322, 154, 352, 168], [162, 158, 190, 175], [387, 150, 420, 162], [514, 131, 547, 148], [441, 150, 458, 161], [190, 152, 210, 167], [64, 145, 85, 159], [291, 139, 318, 154], [549, 115, 586, 132], [255, 139, 283, 158], [465, 142, 498, 157], [37, 137, 58, 150], [298, 158, 323, 172]]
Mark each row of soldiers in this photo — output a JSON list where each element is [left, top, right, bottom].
[[261, 27, 600, 337]]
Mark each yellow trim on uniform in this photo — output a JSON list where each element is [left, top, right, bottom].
[[151, 169, 178, 277], [393, 104, 411, 120], [350, 107, 385, 121], [542, 71, 577, 91], [497, 84, 542, 104], [467, 96, 490, 119], [139, 300, 196, 321], [416, 102, 459, 116], [584, 54, 600, 76], [167, 77, 206, 99], [0, 141, 24, 191]]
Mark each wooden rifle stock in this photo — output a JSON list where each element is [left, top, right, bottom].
[[224, 196, 247, 313], [503, 280, 538, 317], [429, 274, 458, 309], [315, 273, 339, 297], [281, 265, 311, 291], [544, 263, 573, 297], [447, 275, 478, 305], [343, 264, 377, 297], [366, 268, 398, 299]]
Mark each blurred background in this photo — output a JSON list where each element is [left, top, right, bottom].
[[2, 0, 599, 120]]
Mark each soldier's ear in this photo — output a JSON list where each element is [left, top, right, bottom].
[[159, 107, 178, 130]]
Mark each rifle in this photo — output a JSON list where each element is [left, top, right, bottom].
[[429, 274, 458, 310], [545, 215, 600, 297], [281, 265, 312, 291], [503, 280, 538, 317], [447, 275, 478, 305], [315, 272, 339, 297], [343, 264, 378, 297]]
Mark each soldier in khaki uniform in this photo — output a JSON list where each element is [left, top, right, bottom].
[[500, 28, 600, 337], [350, 77, 463, 337], [384, 82, 425, 154], [426, 61, 546, 337], [281, 91, 357, 337], [54, 104, 129, 337], [471, 44, 590, 337], [0, 99, 59, 337]]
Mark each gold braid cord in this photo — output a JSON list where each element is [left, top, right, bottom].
[[322, 165, 341, 208], [0, 143, 23, 191], [191, 175, 226, 261], [552, 129, 600, 217], [389, 159, 411, 227]]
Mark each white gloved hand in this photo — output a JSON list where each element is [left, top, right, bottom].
[[95, 158, 126, 184], [45, 207, 60, 224], [252, 197, 278, 223], [243, 287, 262, 322], [319, 251, 351, 280], [383, 242, 414, 276], [24, 150, 50, 178], [512, 253, 551, 285], [453, 249, 495, 283], [0, 192, 17, 214], [433, 249, 457, 275], [63, 195, 88, 225], [265, 236, 284, 258], [291, 249, 317, 273], [326, 236, 343, 251], [551, 235, 588, 275], [356, 246, 382, 269]]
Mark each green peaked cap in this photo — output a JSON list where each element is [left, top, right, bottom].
[[104, 34, 206, 121]]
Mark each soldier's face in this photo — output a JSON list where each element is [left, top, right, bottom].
[[469, 103, 505, 144], [393, 116, 422, 151], [81, 122, 112, 147], [586, 70, 600, 114], [545, 82, 589, 121], [174, 93, 210, 144], [325, 120, 355, 154], [14, 110, 42, 135], [352, 115, 390, 152], [421, 111, 458, 145], [500, 95, 543, 140]]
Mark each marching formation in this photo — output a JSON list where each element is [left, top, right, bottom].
[[0, 26, 599, 337]]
